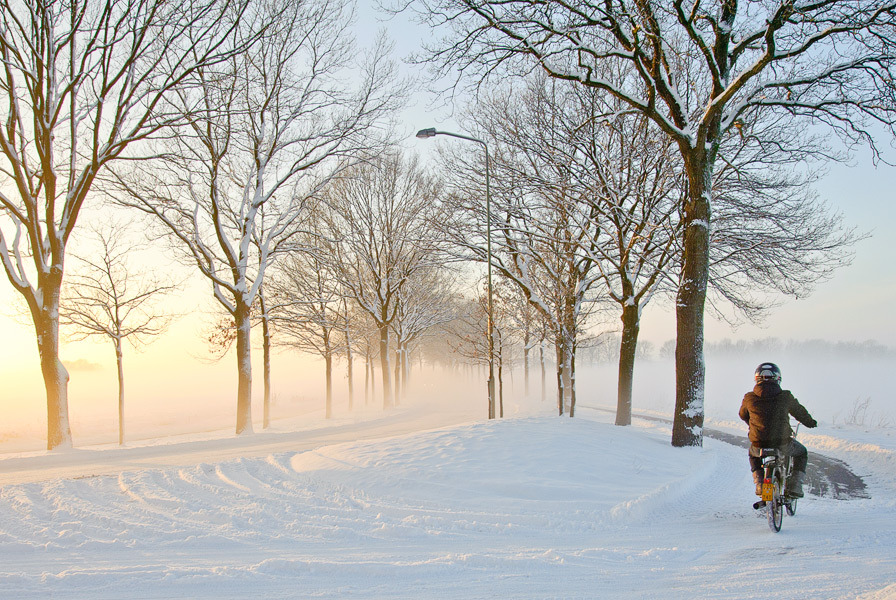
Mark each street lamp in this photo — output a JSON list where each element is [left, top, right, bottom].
[[416, 127, 496, 420]]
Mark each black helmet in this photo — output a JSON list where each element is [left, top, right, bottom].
[[754, 362, 781, 384]]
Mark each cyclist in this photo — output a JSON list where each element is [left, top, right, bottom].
[[739, 362, 818, 498]]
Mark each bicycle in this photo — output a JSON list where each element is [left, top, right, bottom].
[[752, 423, 800, 532]]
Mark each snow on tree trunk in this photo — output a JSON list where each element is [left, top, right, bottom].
[[616, 302, 640, 427], [562, 349, 573, 417], [234, 300, 253, 435], [35, 275, 72, 450], [672, 156, 712, 447], [554, 321, 576, 417]]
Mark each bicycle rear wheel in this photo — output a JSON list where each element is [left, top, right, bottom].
[[768, 484, 784, 532]]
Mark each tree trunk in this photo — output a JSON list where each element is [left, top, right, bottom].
[[401, 343, 410, 392], [234, 300, 253, 435], [672, 155, 711, 447], [498, 351, 504, 419], [555, 340, 565, 416], [523, 329, 530, 397], [379, 323, 392, 408], [540, 341, 546, 403], [364, 347, 370, 406], [346, 331, 354, 411], [569, 340, 577, 418], [325, 353, 333, 419], [616, 302, 640, 426], [394, 345, 402, 406], [563, 290, 576, 418], [34, 277, 72, 450], [116, 340, 125, 445], [562, 352, 573, 416], [261, 294, 272, 429]]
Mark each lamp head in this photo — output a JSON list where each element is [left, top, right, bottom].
[[415, 128, 437, 139]]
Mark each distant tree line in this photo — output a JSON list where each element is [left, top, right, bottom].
[[688, 338, 896, 360]]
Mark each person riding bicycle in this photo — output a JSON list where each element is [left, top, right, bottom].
[[739, 362, 818, 498]]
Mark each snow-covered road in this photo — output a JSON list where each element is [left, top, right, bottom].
[[0, 405, 472, 486], [1, 406, 894, 599]]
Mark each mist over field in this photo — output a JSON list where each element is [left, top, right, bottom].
[[2, 334, 891, 454]]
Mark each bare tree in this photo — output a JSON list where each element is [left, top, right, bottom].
[[452, 71, 858, 427], [320, 152, 445, 408], [439, 96, 610, 417], [112, 0, 402, 434], [443, 293, 492, 376], [502, 283, 539, 399], [340, 297, 357, 411], [257, 282, 275, 428], [461, 75, 682, 425], [0, 0, 248, 449], [412, 0, 896, 445], [357, 314, 380, 407], [269, 250, 346, 419], [340, 304, 379, 407], [391, 266, 461, 400], [62, 225, 176, 445], [443, 281, 516, 416], [585, 114, 681, 426]]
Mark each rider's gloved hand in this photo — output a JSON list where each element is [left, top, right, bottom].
[[806, 419, 818, 428]]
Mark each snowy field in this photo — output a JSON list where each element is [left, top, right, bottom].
[[1, 397, 894, 599]]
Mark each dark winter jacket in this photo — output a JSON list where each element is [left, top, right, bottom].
[[739, 381, 817, 447]]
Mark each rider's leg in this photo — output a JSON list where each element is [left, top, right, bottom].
[[785, 440, 809, 498], [786, 471, 806, 498], [748, 447, 763, 495], [790, 440, 808, 473]]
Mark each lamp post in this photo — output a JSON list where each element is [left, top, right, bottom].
[[416, 127, 496, 419]]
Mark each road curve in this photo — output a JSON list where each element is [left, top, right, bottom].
[[581, 406, 870, 500], [1, 406, 871, 500], [0, 407, 474, 486]]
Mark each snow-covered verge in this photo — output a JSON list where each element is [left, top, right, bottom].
[[0, 407, 894, 600]]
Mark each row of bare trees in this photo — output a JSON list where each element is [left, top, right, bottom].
[[432, 71, 854, 427], [56, 151, 458, 445], [263, 153, 453, 419], [409, 0, 894, 446], [0, 0, 412, 448], [2, 0, 885, 450], [0, 0, 259, 449]]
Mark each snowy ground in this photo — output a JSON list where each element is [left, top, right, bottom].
[[1, 399, 894, 599]]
